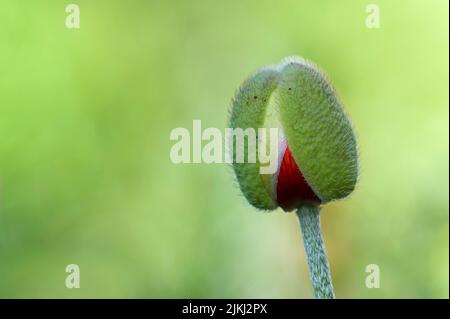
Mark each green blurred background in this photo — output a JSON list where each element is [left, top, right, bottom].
[[0, 0, 448, 298]]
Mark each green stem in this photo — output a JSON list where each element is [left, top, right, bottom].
[[296, 204, 335, 299]]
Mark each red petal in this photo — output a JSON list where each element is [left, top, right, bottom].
[[276, 147, 320, 211]]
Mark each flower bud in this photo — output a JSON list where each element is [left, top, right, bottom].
[[229, 57, 358, 211]]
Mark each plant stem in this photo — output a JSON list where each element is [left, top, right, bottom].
[[296, 204, 335, 299]]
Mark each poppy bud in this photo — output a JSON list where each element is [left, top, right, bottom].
[[229, 57, 358, 212]]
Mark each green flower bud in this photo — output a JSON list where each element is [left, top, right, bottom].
[[229, 57, 358, 212]]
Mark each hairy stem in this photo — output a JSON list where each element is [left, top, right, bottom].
[[296, 204, 335, 299]]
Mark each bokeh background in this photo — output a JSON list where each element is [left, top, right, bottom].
[[0, 0, 448, 298]]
